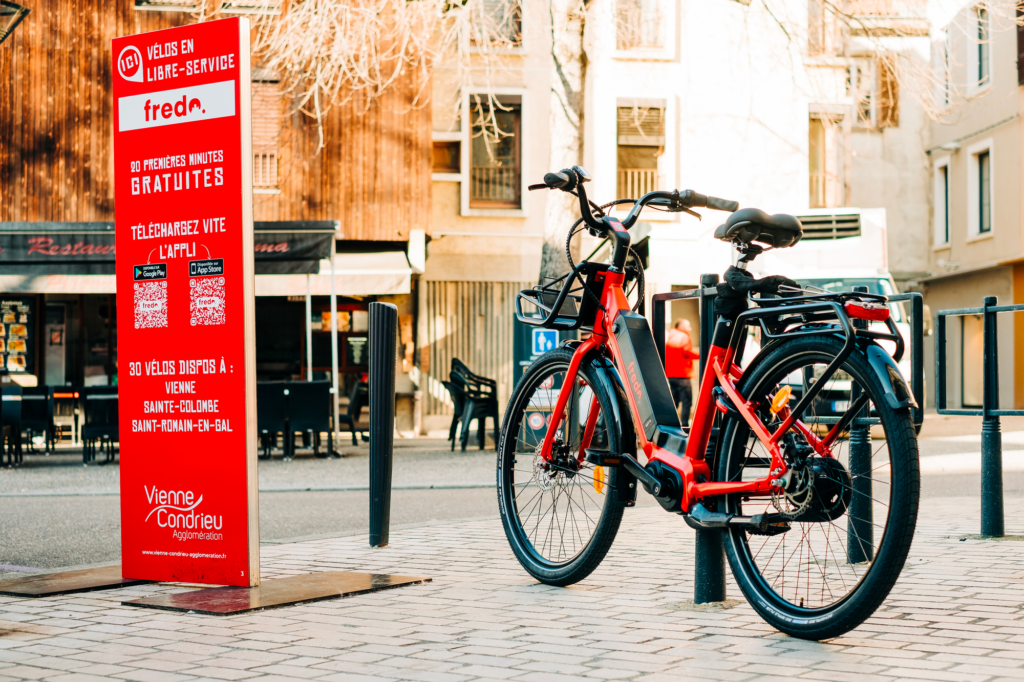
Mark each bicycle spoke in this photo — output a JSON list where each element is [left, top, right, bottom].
[[723, 351, 904, 612]]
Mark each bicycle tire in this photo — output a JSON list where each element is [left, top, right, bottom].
[[497, 348, 628, 586], [716, 334, 919, 640]]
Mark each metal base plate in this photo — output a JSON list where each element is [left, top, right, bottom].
[[0, 565, 147, 597], [121, 571, 430, 615]]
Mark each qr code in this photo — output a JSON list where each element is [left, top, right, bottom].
[[190, 276, 226, 326], [134, 281, 168, 329]]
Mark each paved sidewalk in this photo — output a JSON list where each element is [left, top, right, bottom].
[[4, 497, 1024, 681]]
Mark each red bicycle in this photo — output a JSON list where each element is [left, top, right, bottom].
[[497, 166, 920, 640]]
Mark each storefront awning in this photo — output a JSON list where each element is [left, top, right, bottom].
[[0, 226, 411, 297], [254, 251, 412, 297], [0, 221, 335, 276]]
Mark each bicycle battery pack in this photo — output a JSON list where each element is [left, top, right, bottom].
[[614, 311, 680, 440]]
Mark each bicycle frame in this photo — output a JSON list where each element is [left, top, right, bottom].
[[535, 219, 884, 515]]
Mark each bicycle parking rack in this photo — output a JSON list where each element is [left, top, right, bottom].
[[936, 298, 1024, 538], [652, 276, 925, 604]]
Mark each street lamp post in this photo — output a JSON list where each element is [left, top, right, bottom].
[[0, 2, 29, 46]]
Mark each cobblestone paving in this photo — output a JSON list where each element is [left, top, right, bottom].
[[4, 496, 1024, 681]]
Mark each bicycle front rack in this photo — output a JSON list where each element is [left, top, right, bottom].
[[515, 261, 609, 331]]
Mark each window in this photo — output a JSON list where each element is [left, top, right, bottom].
[[432, 142, 460, 174], [934, 160, 950, 245], [978, 150, 991, 233], [854, 58, 898, 128], [616, 0, 664, 50], [876, 58, 898, 127], [809, 118, 826, 207], [1018, 2, 1024, 85], [977, 6, 990, 86], [469, 96, 521, 208], [943, 37, 952, 106], [251, 80, 281, 190], [942, 165, 950, 242], [471, 0, 522, 47], [616, 106, 664, 199], [808, 0, 838, 56], [967, 140, 993, 237]]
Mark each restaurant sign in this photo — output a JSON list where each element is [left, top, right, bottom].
[[0, 222, 333, 275], [112, 17, 259, 587]]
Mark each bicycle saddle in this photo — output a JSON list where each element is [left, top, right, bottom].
[[713, 208, 803, 249]]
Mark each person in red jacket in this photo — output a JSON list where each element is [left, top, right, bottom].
[[666, 318, 700, 428]]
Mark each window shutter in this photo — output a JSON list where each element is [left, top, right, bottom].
[[617, 107, 665, 146], [251, 81, 281, 188], [877, 58, 899, 128]]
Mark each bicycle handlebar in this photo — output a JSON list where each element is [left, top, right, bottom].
[[529, 167, 738, 236]]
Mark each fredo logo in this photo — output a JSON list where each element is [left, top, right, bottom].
[[118, 45, 144, 83], [144, 485, 223, 540], [118, 81, 235, 132]]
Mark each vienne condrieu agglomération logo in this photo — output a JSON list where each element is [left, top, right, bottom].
[[144, 486, 224, 541]]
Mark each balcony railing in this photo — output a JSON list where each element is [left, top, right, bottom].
[[617, 168, 660, 199], [253, 153, 278, 189], [470, 166, 519, 206]]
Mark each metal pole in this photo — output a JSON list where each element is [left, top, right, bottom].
[[694, 272, 725, 604], [368, 302, 398, 547], [847, 285, 873, 563], [980, 295, 1003, 537], [305, 273, 313, 382], [330, 243, 340, 453]]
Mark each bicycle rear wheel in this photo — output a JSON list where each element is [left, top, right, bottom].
[[497, 348, 629, 586], [716, 334, 919, 640]]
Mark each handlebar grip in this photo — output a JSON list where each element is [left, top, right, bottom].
[[706, 196, 739, 212], [544, 172, 571, 189]]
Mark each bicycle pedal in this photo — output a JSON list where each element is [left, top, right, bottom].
[[585, 449, 623, 466], [745, 517, 792, 536]]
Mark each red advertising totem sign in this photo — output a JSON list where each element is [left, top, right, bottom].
[[112, 18, 259, 587]]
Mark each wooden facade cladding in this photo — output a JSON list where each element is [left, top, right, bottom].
[[257, 84, 433, 241], [0, 1, 431, 241]]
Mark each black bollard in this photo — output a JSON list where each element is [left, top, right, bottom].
[[980, 296, 1003, 538], [368, 302, 398, 548], [847, 286, 873, 563], [694, 273, 726, 604]]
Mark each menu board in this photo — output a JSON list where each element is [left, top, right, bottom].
[[0, 298, 34, 375], [112, 18, 258, 587]]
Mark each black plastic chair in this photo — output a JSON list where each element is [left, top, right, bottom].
[[338, 381, 369, 446], [82, 386, 118, 464], [20, 386, 53, 453], [287, 381, 337, 458], [441, 380, 467, 452], [1, 384, 23, 465], [448, 360, 499, 451], [257, 381, 289, 459]]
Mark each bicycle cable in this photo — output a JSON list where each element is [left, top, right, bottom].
[[563, 199, 644, 315]]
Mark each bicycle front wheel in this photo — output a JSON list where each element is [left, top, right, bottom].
[[497, 348, 628, 586], [716, 334, 919, 640]]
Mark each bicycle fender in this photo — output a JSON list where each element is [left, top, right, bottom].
[[864, 343, 917, 410], [588, 353, 639, 507]]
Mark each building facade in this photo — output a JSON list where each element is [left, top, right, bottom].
[[421, 0, 933, 430], [925, 0, 1023, 410]]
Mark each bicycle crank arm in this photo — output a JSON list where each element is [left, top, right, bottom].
[[621, 453, 663, 497], [683, 502, 791, 536]]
